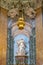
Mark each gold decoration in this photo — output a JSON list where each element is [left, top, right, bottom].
[[17, 17, 25, 30]]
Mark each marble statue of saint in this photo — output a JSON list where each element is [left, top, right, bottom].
[[16, 39, 26, 56]]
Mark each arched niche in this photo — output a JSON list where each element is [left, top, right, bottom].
[[7, 18, 36, 65], [14, 34, 30, 64]]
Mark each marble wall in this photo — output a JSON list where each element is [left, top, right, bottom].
[[0, 8, 7, 65], [36, 7, 43, 65]]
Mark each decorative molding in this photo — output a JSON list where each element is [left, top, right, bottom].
[[0, 0, 42, 10], [0, 0, 42, 19]]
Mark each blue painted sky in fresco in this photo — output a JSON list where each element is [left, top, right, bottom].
[[14, 34, 30, 64]]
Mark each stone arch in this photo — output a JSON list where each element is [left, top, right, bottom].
[[11, 22, 32, 38]]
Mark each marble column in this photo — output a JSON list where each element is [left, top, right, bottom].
[[0, 7, 7, 65], [36, 7, 43, 65]]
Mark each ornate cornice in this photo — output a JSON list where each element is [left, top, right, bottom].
[[0, 0, 42, 19], [0, 0, 42, 10]]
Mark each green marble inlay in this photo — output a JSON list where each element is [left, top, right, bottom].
[[7, 28, 14, 65]]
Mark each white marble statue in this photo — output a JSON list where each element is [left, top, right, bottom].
[[16, 39, 26, 56]]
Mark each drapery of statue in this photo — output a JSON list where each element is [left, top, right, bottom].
[[15, 39, 28, 65]]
